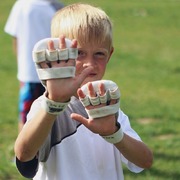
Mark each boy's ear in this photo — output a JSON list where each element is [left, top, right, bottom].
[[107, 47, 114, 63]]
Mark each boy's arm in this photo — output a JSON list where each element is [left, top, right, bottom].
[[114, 133, 153, 169], [71, 81, 153, 170], [14, 36, 93, 162], [15, 109, 57, 162], [71, 110, 153, 170]]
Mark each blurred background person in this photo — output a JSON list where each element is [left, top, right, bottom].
[[4, 0, 64, 132]]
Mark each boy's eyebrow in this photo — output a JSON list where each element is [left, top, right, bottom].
[[94, 48, 109, 54], [97, 48, 108, 52], [77, 47, 108, 51], [77, 48, 109, 54]]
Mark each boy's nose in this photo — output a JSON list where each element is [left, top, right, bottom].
[[83, 56, 96, 67]]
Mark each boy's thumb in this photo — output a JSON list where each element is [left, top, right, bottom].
[[76, 66, 93, 85]]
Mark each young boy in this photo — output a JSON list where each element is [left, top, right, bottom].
[[14, 3, 153, 180]]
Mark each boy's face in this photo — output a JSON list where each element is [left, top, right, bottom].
[[75, 43, 113, 86]]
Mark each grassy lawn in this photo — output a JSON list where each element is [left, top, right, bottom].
[[0, 0, 179, 179]]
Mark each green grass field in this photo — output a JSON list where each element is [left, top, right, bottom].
[[0, 0, 179, 179]]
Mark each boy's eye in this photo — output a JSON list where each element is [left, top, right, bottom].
[[78, 50, 85, 56], [95, 52, 105, 56], [78, 50, 86, 57], [77, 49, 108, 61], [94, 52, 107, 59]]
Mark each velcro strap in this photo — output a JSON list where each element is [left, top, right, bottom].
[[37, 67, 75, 80], [81, 80, 120, 101], [41, 94, 69, 115], [46, 49, 58, 61], [99, 92, 108, 104], [109, 87, 120, 99], [101, 122, 124, 144], [89, 96, 100, 106], [33, 38, 78, 63], [79, 96, 90, 107], [80, 91, 108, 107], [33, 50, 46, 63], [87, 103, 120, 119], [58, 49, 69, 60], [80, 80, 121, 119], [34, 48, 78, 63], [69, 48, 78, 59]]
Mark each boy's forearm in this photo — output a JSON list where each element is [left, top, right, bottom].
[[14, 109, 56, 162], [115, 133, 153, 169]]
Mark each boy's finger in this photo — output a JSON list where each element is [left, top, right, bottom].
[[88, 83, 96, 97], [98, 83, 105, 96], [48, 40, 55, 51], [109, 99, 118, 105], [70, 39, 78, 48], [71, 113, 89, 126], [77, 88, 86, 99], [59, 36, 66, 49], [76, 66, 94, 87]]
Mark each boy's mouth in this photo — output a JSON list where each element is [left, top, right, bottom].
[[88, 73, 96, 77]]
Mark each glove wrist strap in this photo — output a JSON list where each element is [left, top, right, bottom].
[[101, 122, 124, 144], [41, 93, 69, 115]]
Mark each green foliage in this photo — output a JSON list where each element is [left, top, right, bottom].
[[0, 0, 179, 179]]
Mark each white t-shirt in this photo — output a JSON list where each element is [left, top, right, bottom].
[[4, 0, 64, 82], [18, 96, 143, 180]]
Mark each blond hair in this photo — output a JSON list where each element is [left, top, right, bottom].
[[51, 3, 113, 50]]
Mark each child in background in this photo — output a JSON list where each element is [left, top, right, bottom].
[[4, 0, 64, 132]]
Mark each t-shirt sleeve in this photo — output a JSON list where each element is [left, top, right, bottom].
[[4, 1, 21, 36]]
